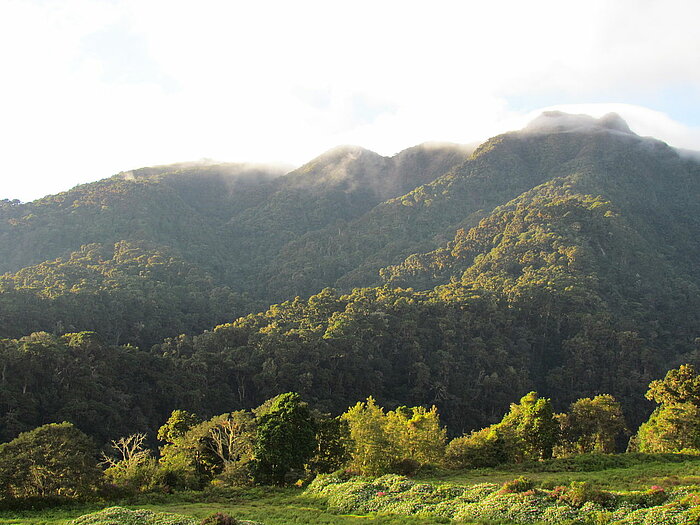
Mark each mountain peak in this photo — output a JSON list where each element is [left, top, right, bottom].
[[523, 111, 634, 136]]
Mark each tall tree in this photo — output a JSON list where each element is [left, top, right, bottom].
[[637, 365, 700, 452], [558, 394, 626, 454], [500, 391, 559, 461], [251, 393, 317, 485]]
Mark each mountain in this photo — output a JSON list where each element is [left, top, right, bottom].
[[0, 144, 472, 347], [2, 112, 700, 445], [143, 113, 700, 432]]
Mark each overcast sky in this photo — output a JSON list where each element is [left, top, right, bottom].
[[2, 0, 700, 201]]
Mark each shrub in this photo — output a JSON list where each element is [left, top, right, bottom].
[[72, 506, 197, 524], [214, 460, 253, 487], [445, 427, 508, 469], [556, 481, 613, 508], [200, 512, 238, 525], [499, 476, 535, 494], [388, 458, 421, 476], [0, 422, 100, 499]]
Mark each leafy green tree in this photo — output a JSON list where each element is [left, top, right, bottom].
[[385, 405, 447, 469], [307, 415, 351, 475], [158, 410, 208, 489], [251, 393, 317, 485], [158, 409, 201, 444], [159, 410, 255, 488], [637, 402, 700, 452], [646, 364, 700, 406], [446, 392, 558, 468], [444, 426, 509, 469], [499, 391, 559, 461], [342, 398, 447, 475], [0, 422, 100, 498], [558, 394, 626, 454], [341, 397, 393, 476], [637, 365, 700, 452]]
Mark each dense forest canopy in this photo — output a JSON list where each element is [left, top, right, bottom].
[[1, 112, 700, 449]]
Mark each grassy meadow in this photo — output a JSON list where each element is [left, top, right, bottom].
[[3, 453, 700, 525]]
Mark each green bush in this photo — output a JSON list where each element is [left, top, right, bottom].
[[556, 481, 613, 508], [305, 473, 700, 524], [444, 427, 508, 469], [200, 512, 238, 525], [72, 506, 197, 525], [0, 422, 100, 499], [499, 476, 535, 494]]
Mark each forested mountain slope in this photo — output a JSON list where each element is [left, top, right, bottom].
[[0, 144, 472, 346], [2, 112, 700, 446]]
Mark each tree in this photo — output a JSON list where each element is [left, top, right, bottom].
[[158, 409, 209, 489], [101, 433, 160, 493], [445, 426, 509, 469], [341, 397, 393, 476], [637, 402, 700, 452], [159, 410, 255, 488], [102, 433, 150, 470], [251, 393, 317, 485], [637, 365, 700, 452], [558, 394, 626, 454], [206, 411, 256, 485], [385, 405, 447, 470], [307, 415, 351, 475], [341, 398, 447, 475], [157, 409, 201, 443], [646, 364, 700, 406], [0, 422, 100, 498], [500, 391, 559, 461]]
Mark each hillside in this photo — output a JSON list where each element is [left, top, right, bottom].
[[0, 144, 472, 346], [1, 112, 700, 444]]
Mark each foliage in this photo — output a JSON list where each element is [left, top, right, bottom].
[[102, 433, 161, 493], [306, 473, 699, 524], [341, 398, 447, 476], [552, 480, 614, 508], [341, 397, 394, 476], [3, 115, 700, 467], [444, 427, 509, 469], [199, 512, 239, 525], [637, 403, 700, 452], [0, 422, 100, 499], [499, 476, 535, 494], [499, 392, 560, 461], [306, 415, 352, 475], [558, 394, 627, 454], [159, 411, 256, 489], [385, 406, 447, 468], [158, 411, 202, 444], [646, 364, 700, 406], [71, 506, 198, 525], [637, 365, 700, 453], [0, 331, 186, 445], [251, 393, 317, 485]]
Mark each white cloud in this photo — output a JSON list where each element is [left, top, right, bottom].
[[1, 0, 700, 200]]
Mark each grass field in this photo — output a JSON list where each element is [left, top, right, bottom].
[[420, 452, 700, 490], [2, 453, 700, 525], [0, 488, 452, 525]]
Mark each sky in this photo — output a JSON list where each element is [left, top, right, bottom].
[[2, 0, 700, 201]]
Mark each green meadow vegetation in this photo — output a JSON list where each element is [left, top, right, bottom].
[[3, 454, 700, 524], [4, 365, 700, 524]]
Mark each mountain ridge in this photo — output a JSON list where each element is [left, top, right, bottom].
[[3, 111, 700, 443]]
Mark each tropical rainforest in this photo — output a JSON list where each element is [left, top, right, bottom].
[[3, 113, 700, 516]]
